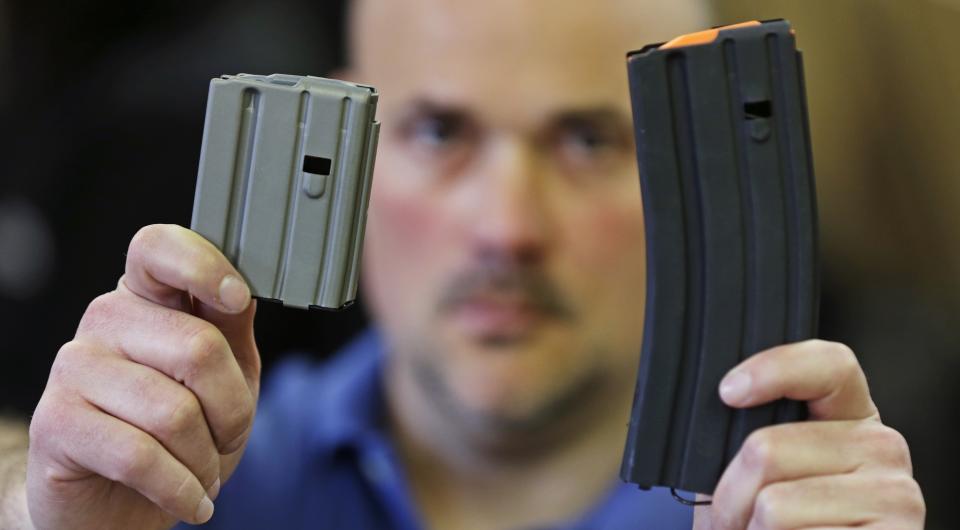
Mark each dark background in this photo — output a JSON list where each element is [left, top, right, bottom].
[[1, 1, 957, 528], [0, 0, 368, 411]]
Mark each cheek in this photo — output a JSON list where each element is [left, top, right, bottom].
[[557, 191, 647, 345], [365, 146, 449, 264], [363, 163, 455, 323], [369, 185, 440, 254], [565, 199, 646, 270]]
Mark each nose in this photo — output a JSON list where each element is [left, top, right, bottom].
[[466, 137, 552, 265]]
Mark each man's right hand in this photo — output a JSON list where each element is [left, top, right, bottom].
[[26, 224, 261, 530]]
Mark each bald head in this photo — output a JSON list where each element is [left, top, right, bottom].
[[344, 0, 713, 141], [347, 0, 712, 83]]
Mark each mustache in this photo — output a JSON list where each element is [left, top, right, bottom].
[[436, 261, 576, 320]]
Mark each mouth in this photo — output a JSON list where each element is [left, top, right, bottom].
[[448, 294, 548, 343], [435, 264, 574, 345]]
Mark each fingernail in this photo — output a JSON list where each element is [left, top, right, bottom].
[[218, 275, 250, 312], [207, 478, 221, 500], [719, 371, 752, 405], [195, 494, 215, 523]]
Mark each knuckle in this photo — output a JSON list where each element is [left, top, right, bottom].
[[29, 396, 69, 449], [78, 293, 121, 332], [55, 339, 88, 362], [154, 392, 203, 441], [818, 341, 863, 392], [740, 429, 780, 477], [128, 224, 164, 259], [26, 409, 46, 444], [866, 425, 913, 471], [829, 341, 860, 375], [871, 473, 926, 520], [753, 485, 790, 529], [885, 473, 923, 499], [182, 326, 227, 380], [901, 478, 927, 520], [36, 462, 72, 495], [112, 436, 157, 483], [49, 341, 89, 383]]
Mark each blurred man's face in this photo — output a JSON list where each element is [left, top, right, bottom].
[[357, 0, 706, 438]]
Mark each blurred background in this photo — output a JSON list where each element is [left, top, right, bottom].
[[1, 0, 957, 527]]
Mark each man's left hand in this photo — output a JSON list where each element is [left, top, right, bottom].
[[693, 340, 925, 529]]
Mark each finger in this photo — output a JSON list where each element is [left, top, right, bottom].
[[718, 340, 879, 421], [710, 421, 913, 529], [114, 278, 261, 392], [193, 298, 261, 393], [693, 495, 713, 530], [124, 224, 250, 314], [53, 343, 221, 493], [745, 472, 924, 530], [44, 401, 216, 525], [75, 298, 256, 454]]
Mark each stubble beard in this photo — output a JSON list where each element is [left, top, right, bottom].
[[406, 339, 614, 458], [394, 256, 621, 456]]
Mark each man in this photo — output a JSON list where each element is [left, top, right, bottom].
[[0, 0, 925, 528]]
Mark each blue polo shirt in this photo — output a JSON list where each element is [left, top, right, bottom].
[[183, 331, 693, 529]]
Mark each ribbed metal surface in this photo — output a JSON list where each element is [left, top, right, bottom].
[[191, 74, 380, 310], [620, 20, 819, 494]]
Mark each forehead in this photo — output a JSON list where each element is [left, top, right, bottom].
[[350, 0, 708, 123]]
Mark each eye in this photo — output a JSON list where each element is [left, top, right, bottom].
[[551, 116, 632, 174], [405, 112, 472, 150], [558, 119, 624, 153]]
